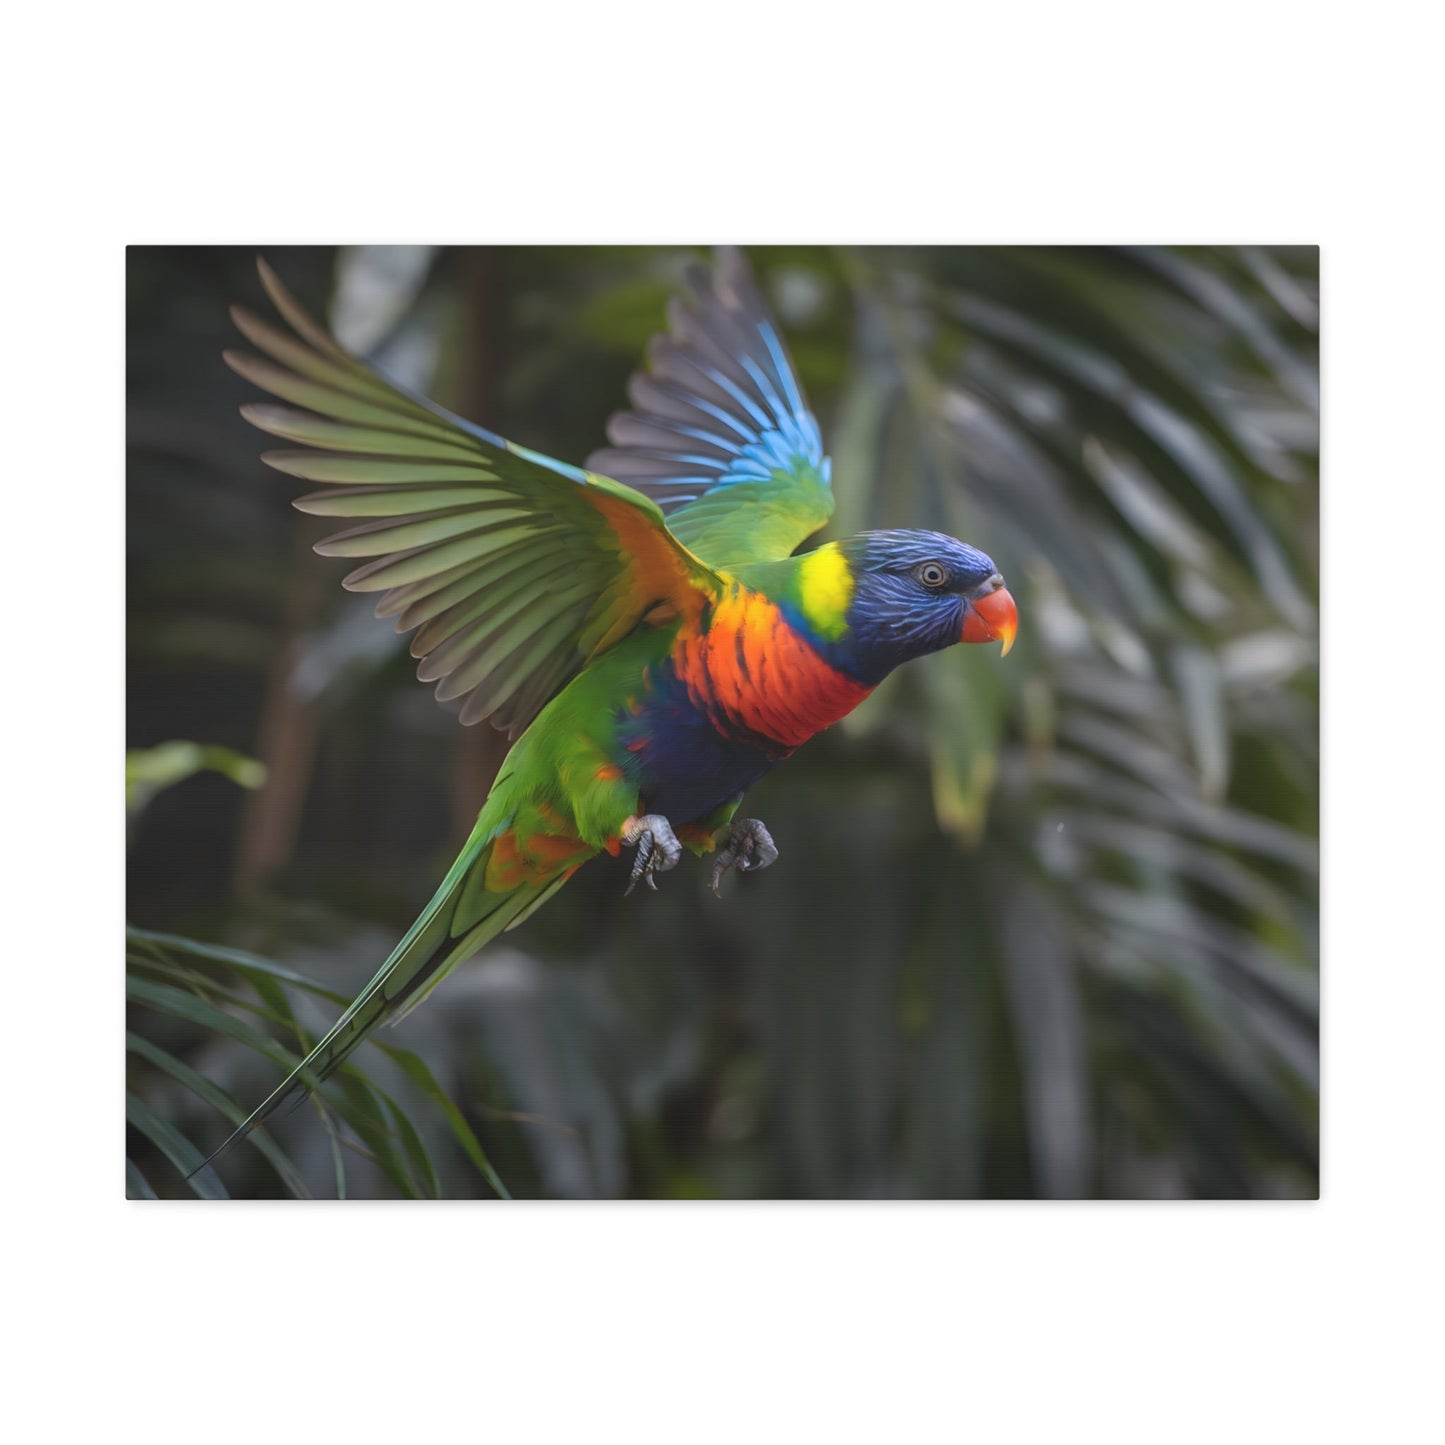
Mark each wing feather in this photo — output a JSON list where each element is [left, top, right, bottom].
[[587, 247, 833, 569], [229, 259, 718, 737]]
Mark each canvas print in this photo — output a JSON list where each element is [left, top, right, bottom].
[[126, 246, 1319, 1200]]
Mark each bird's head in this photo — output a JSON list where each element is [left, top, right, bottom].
[[789, 530, 1018, 684]]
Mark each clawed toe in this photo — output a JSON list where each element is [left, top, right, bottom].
[[622, 814, 682, 896], [709, 818, 780, 897]]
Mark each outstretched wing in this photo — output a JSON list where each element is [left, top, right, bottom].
[[586, 247, 833, 572], [227, 260, 719, 737]]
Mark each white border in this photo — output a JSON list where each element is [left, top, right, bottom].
[[9, 2, 1441, 1438]]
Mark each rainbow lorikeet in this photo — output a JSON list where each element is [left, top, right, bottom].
[[207, 248, 1017, 1160]]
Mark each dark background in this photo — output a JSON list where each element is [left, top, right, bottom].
[[126, 245, 1319, 1199]]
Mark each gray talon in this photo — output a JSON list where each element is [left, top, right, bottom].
[[709, 818, 779, 897], [622, 814, 682, 896]]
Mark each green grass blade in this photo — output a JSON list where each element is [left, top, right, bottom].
[[378, 1044, 512, 1199], [126, 1159, 158, 1200], [126, 1092, 229, 1200], [382, 1092, 440, 1199], [126, 1032, 312, 1198], [126, 976, 300, 1073], [332, 1069, 422, 1198], [128, 927, 351, 1005]]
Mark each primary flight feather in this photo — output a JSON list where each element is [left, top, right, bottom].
[[204, 247, 1018, 1164]]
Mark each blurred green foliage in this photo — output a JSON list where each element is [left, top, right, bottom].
[[126, 923, 508, 1199], [127, 740, 266, 823], [126, 244, 1317, 1199]]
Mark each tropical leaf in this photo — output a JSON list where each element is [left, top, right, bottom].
[[125, 926, 509, 1200]]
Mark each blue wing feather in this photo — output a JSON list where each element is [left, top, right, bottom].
[[586, 247, 833, 569]]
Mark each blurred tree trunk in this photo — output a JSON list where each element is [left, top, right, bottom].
[[232, 521, 329, 905]]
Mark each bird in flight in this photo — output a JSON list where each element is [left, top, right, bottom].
[[206, 247, 1017, 1163]]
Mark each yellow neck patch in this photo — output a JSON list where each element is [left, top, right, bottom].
[[796, 544, 854, 641]]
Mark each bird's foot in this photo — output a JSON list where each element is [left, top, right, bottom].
[[709, 818, 779, 897], [621, 814, 682, 896]]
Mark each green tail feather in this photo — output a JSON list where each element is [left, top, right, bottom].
[[192, 813, 535, 1175]]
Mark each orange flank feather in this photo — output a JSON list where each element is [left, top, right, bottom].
[[534, 800, 570, 830], [483, 824, 592, 891]]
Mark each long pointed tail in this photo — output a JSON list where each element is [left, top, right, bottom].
[[193, 813, 582, 1174]]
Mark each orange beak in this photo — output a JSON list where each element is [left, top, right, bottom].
[[961, 583, 1018, 656]]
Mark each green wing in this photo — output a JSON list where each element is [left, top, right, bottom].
[[586, 247, 834, 572], [226, 260, 719, 738]]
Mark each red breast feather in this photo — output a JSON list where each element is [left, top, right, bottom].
[[673, 584, 872, 749]]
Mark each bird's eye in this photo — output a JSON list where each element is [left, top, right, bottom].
[[916, 562, 948, 588]]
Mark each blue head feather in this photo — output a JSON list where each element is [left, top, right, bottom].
[[829, 529, 1001, 684]]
